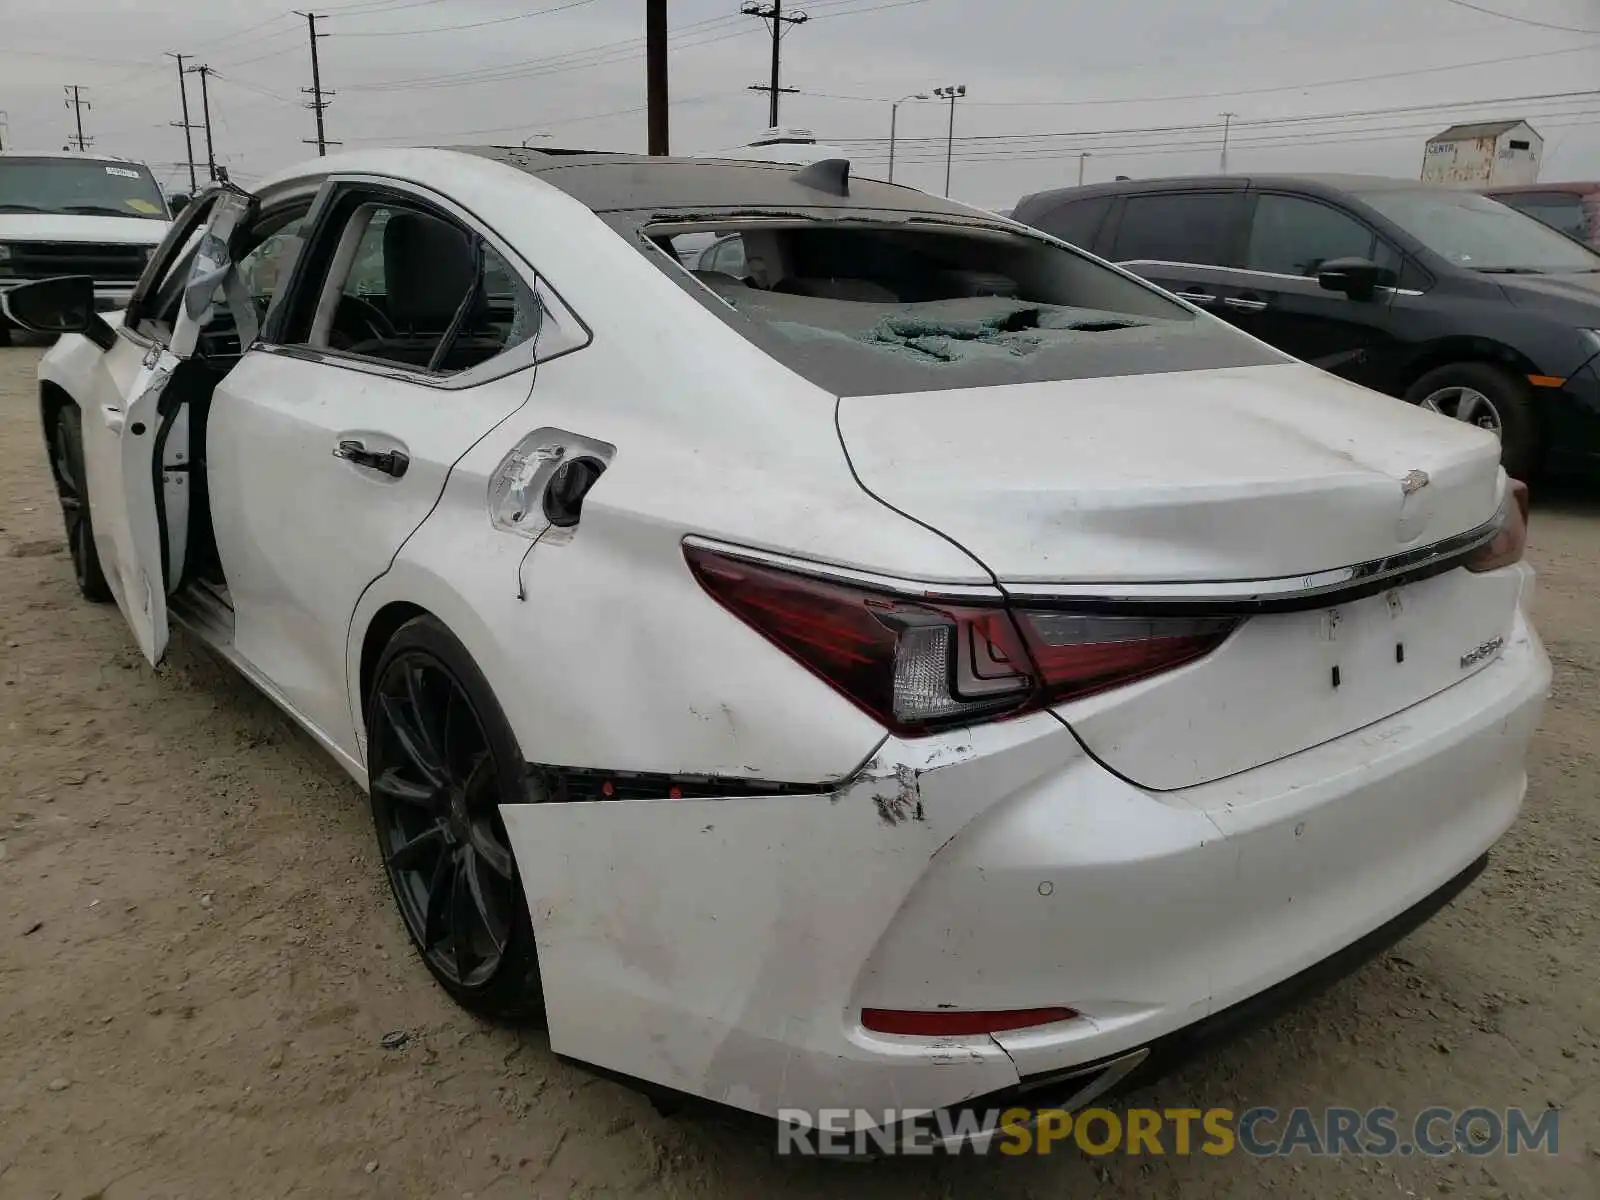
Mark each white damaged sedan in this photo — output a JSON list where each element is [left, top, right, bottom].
[[5, 147, 1550, 1135]]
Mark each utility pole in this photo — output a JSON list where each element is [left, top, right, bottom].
[[933, 84, 965, 198], [742, 0, 807, 128], [187, 65, 217, 182], [63, 86, 92, 152], [0, 111, 8, 152], [646, 0, 668, 155], [1219, 111, 1236, 173], [296, 12, 338, 155], [1076, 151, 1091, 186], [166, 52, 200, 194], [887, 92, 928, 184]]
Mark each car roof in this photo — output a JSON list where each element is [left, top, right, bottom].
[[1017, 173, 1446, 209], [1483, 181, 1600, 195], [445, 145, 994, 220], [0, 150, 150, 166]]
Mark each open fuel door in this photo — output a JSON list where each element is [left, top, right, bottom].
[[103, 186, 258, 665]]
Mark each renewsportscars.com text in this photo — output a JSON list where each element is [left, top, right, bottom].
[[776, 1105, 1560, 1157]]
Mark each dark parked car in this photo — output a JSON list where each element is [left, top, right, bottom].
[[1012, 174, 1600, 477], [1482, 181, 1600, 252]]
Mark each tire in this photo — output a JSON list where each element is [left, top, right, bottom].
[[1404, 361, 1539, 480], [0, 319, 12, 348], [50, 405, 113, 603], [365, 615, 544, 1021]]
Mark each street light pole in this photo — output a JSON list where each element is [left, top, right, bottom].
[[933, 84, 966, 198], [521, 132, 551, 147], [1077, 151, 1090, 186], [887, 92, 928, 184]]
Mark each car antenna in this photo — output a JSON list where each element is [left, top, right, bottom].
[[793, 157, 849, 197]]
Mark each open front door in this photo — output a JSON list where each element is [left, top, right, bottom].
[[101, 187, 258, 664]]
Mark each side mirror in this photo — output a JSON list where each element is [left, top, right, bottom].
[[0, 276, 116, 351], [1317, 257, 1392, 302], [169, 193, 191, 215]]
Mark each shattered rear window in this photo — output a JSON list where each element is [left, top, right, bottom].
[[650, 219, 1282, 396]]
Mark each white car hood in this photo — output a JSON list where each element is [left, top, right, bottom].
[[0, 213, 167, 245], [836, 362, 1504, 584]]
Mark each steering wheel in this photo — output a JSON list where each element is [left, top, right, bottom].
[[330, 294, 397, 349]]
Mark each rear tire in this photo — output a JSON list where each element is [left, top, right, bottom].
[[1404, 361, 1539, 480], [0, 319, 13, 348], [366, 615, 545, 1022], [50, 405, 113, 603]]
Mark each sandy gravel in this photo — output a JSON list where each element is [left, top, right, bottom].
[[0, 342, 1596, 1199]]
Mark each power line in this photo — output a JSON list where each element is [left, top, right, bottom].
[[339, 15, 759, 92], [858, 105, 1600, 167], [331, 0, 602, 37], [795, 40, 1600, 109], [342, 91, 734, 143], [833, 88, 1600, 148], [1436, 0, 1600, 34]]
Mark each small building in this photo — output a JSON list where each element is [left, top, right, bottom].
[[1421, 120, 1542, 188]]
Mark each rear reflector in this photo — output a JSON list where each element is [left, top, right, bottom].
[[684, 544, 1238, 734], [1465, 478, 1529, 574], [862, 1007, 1079, 1036]]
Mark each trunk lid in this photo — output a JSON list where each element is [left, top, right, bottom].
[[837, 361, 1518, 790]]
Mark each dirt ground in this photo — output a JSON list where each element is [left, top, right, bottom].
[[0, 342, 1596, 1200]]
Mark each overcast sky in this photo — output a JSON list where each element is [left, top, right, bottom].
[[4, 0, 1599, 205]]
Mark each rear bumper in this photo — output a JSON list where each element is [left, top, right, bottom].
[[504, 603, 1550, 1121]]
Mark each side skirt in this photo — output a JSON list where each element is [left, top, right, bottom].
[[169, 586, 370, 788]]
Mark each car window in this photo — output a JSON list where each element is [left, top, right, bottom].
[[236, 216, 308, 307], [1361, 188, 1600, 273], [126, 190, 222, 336], [1111, 192, 1237, 266], [648, 216, 1282, 398], [305, 202, 541, 375], [1495, 193, 1589, 242], [1246, 194, 1400, 278], [1036, 195, 1113, 251], [704, 236, 746, 277]]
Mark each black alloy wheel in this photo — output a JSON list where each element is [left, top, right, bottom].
[[367, 616, 543, 1019], [51, 405, 112, 602]]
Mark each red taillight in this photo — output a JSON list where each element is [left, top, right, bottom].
[[1013, 611, 1237, 705], [862, 1007, 1079, 1036], [1465, 478, 1530, 573], [684, 544, 1237, 734]]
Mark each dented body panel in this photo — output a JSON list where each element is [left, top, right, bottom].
[[507, 603, 1547, 1120]]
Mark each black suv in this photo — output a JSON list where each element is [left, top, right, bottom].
[[1012, 174, 1600, 477]]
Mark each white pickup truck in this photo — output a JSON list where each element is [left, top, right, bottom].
[[0, 151, 171, 345]]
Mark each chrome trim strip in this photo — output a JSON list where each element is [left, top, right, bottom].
[[1004, 506, 1504, 604], [687, 503, 1504, 610], [1116, 260, 1424, 297], [681, 535, 1003, 601]]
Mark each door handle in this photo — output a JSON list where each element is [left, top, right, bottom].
[[1174, 291, 1215, 306], [1223, 296, 1268, 312], [333, 439, 410, 478]]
